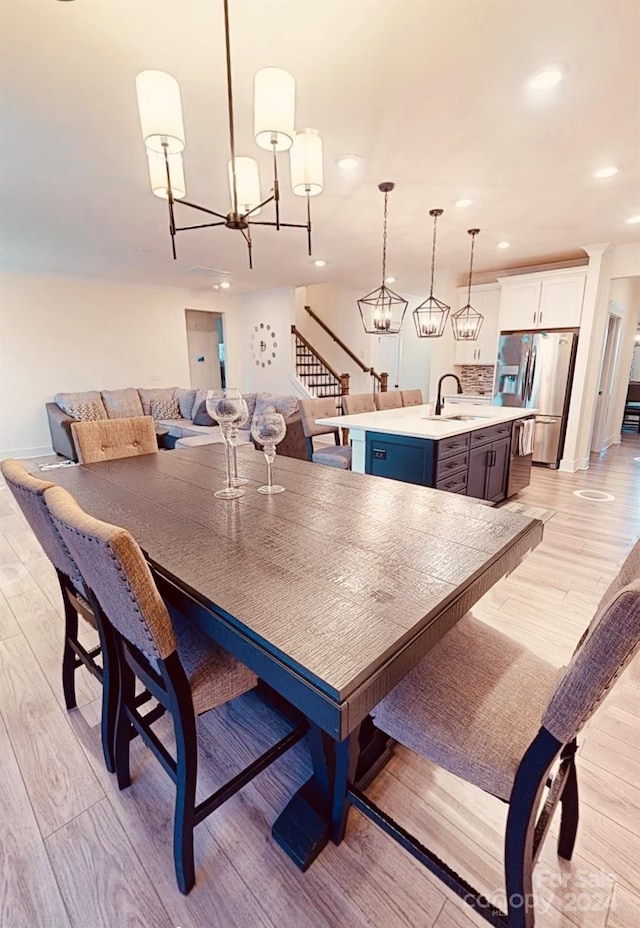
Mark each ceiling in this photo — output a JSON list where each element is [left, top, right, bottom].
[[1, 0, 639, 295]]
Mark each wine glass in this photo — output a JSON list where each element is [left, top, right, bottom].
[[251, 413, 287, 495], [207, 388, 245, 500], [229, 397, 250, 488]]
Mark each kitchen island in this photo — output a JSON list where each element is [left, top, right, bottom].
[[318, 404, 536, 502]]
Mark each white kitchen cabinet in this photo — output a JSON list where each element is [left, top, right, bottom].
[[453, 284, 501, 365], [498, 269, 586, 332]]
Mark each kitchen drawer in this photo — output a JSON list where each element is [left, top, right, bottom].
[[438, 431, 471, 460], [436, 471, 468, 494], [470, 422, 512, 448], [435, 448, 469, 480]]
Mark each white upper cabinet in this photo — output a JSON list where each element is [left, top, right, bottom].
[[498, 269, 586, 332], [453, 284, 501, 366]]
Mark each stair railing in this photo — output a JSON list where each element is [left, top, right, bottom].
[[304, 305, 388, 392], [291, 326, 349, 411]]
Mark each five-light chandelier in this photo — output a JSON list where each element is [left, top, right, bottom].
[[135, 0, 323, 268]]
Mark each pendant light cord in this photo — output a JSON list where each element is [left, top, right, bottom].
[[429, 212, 439, 299], [381, 191, 389, 284], [223, 0, 239, 215], [467, 230, 478, 306]]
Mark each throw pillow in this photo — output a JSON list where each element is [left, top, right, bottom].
[[65, 401, 104, 422], [192, 396, 216, 426], [240, 392, 258, 429], [150, 398, 181, 421], [174, 387, 197, 419]]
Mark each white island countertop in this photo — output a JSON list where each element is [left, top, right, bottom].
[[317, 403, 536, 441]]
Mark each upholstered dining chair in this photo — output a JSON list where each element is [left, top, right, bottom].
[[71, 415, 158, 464], [329, 540, 640, 928], [45, 485, 307, 895], [374, 390, 402, 411], [401, 389, 424, 407], [1, 459, 117, 771], [342, 393, 375, 415], [299, 397, 352, 470]]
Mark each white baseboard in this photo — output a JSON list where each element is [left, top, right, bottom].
[[558, 456, 590, 473], [0, 445, 54, 460]]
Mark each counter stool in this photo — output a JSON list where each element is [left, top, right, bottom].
[[330, 539, 640, 928], [46, 485, 307, 895], [299, 397, 352, 470]]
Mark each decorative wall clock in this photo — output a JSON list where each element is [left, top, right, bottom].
[[251, 323, 278, 367]]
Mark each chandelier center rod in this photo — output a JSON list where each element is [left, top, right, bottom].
[[223, 0, 239, 215]]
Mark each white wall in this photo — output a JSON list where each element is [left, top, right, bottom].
[[0, 271, 227, 457], [226, 287, 296, 395]]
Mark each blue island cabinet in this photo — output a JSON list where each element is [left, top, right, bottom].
[[365, 420, 516, 502]]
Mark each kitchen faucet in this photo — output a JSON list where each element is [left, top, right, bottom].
[[435, 374, 463, 416]]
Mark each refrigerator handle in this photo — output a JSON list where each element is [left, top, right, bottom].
[[526, 347, 538, 402], [519, 348, 531, 402]]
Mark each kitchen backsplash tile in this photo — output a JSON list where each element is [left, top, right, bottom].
[[455, 364, 495, 395]]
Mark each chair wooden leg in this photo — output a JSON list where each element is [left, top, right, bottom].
[[97, 620, 119, 774], [173, 700, 198, 895], [558, 754, 579, 861], [60, 587, 79, 711], [330, 726, 360, 845], [114, 653, 135, 790]]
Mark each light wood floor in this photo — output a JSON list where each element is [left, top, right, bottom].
[[1, 439, 639, 928]]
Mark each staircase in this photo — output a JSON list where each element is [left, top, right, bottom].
[[291, 326, 348, 412], [303, 305, 388, 393]]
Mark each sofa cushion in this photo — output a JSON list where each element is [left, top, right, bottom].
[[253, 393, 299, 423], [101, 388, 144, 420], [174, 387, 197, 419], [138, 387, 177, 416], [65, 401, 105, 422], [55, 391, 107, 419], [150, 398, 181, 421]]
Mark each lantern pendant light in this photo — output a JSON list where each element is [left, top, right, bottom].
[[452, 228, 484, 341], [134, 0, 323, 269], [413, 208, 450, 338], [358, 183, 408, 335]]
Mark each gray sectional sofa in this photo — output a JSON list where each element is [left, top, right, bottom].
[[46, 387, 308, 462]]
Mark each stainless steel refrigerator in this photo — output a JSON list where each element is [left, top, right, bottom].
[[493, 331, 578, 467]]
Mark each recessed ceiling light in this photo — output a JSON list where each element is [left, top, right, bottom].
[[593, 165, 619, 179], [626, 215, 640, 224], [455, 198, 473, 208], [219, 281, 231, 289], [314, 259, 327, 267], [336, 155, 361, 170], [497, 241, 511, 249], [527, 67, 564, 90], [385, 276, 396, 284]]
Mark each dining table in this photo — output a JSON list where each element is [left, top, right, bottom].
[[46, 442, 543, 869]]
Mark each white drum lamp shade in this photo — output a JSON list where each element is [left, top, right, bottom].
[[254, 67, 296, 151], [136, 70, 185, 154], [147, 150, 186, 200], [290, 128, 323, 196], [228, 156, 262, 214]]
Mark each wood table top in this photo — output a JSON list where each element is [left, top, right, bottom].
[[48, 445, 542, 728]]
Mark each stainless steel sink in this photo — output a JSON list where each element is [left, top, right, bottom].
[[446, 414, 490, 421]]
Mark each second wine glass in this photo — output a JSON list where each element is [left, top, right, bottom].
[[251, 413, 287, 495]]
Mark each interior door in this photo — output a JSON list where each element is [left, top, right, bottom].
[[373, 334, 402, 390]]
